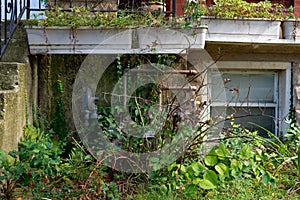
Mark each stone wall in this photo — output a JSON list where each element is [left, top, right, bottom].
[[1, 25, 35, 124], [293, 63, 300, 123], [0, 63, 27, 153], [0, 25, 34, 153]]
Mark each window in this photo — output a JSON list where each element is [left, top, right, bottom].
[[208, 62, 291, 137], [210, 71, 277, 136]]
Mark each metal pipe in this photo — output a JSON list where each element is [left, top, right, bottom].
[[172, 0, 176, 17]]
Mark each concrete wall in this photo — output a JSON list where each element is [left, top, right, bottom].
[[2, 20, 300, 152], [0, 63, 27, 153], [35, 54, 86, 131], [293, 63, 300, 123], [34, 54, 194, 132], [0, 25, 34, 153]]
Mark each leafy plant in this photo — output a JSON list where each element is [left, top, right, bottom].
[[185, 0, 294, 20], [27, 7, 167, 28], [52, 80, 67, 144], [146, 122, 296, 199], [185, 0, 207, 23], [0, 125, 62, 199]]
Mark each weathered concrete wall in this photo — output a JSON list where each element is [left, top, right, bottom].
[[0, 63, 27, 153], [1, 25, 35, 122], [293, 63, 300, 124], [37, 54, 124, 132], [0, 25, 34, 152], [35, 53, 201, 134], [46, 55, 86, 131]]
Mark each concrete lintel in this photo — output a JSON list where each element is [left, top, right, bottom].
[[206, 39, 300, 45], [215, 61, 291, 70], [28, 48, 189, 55]]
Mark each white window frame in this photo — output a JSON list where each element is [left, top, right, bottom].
[[208, 61, 291, 136]]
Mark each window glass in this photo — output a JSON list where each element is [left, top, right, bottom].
[[211, 72, 275, 103], [211, 106, 275, 137], [210, 71, 277, 136]]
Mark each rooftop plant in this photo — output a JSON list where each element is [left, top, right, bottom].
[[185, 0, 295, 20], [28, 7, 168, 27], [26, 4, 205, 29]]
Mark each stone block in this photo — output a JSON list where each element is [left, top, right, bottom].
[[294, 85, 300, 100], [0, 63, 27, 153], [296, 109, 300, 125], [293, 63, 300, 85], [0, 63, 18, 90]]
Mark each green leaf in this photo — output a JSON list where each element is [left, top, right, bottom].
[[204, 149, 218, 166], [152, 164, 161, 171], [190, 162, 206, 176], [240, 144, 251, 159], [162, 154, 169, 163], [179, 165, 186, 173], [149, 157, 159, 163], [167, 163, 177, 172], [192, 177, 201, 185], [185, 185, 198, 198], [203, 170, 218, 186], [230, 159, 242, 178], [230, 159, 240, 170], [0, 150, 6, 160], [8, 150, 18, 158], [216, 143, 230, 160], [262, 173, 270, 186], [198, 179, 216, 190], [215, 163, 228, 177]]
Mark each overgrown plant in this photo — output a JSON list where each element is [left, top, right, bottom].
[[98, 54, 181, 153], [0, 125, 61, 199], [0, 124, 127, 199], [28, 7, 167, 28], [185, 0, 294, 20], [52, 80, 67, 142]]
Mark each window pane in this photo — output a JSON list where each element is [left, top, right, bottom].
[[211, 106, 276, 137], [211, 73, 275, 103]]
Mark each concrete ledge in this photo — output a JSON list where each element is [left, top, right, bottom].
[[25, 26, 208, 54]]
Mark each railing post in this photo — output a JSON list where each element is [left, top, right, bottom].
[[0, 0, 2, 54], [26, 0, 30, 19], [172, 0, 176, 17], [4, 0, 8, 45], [0, 0, 28, 59]]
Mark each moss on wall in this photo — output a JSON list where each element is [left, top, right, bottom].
[[0, 24, 33, 153], [0, 63, 27, 153]]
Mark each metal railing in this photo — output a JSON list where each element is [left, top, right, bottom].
[[27, 0, 177, 17], [0, 0, 177, 59], [0, 0, 27, 60]]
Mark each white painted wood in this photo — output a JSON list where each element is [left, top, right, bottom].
[[278, 65, 292, 135], [210, 63, 292, 135]]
